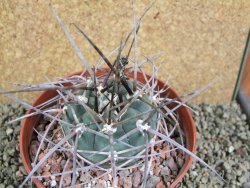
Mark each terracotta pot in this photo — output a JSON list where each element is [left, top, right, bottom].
[[20, 69, 196, 188]]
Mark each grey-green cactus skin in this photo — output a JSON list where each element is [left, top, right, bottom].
[[61, 78, 158, 166]]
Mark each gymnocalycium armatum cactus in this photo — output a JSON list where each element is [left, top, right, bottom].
[[0, 2, 226, 187]]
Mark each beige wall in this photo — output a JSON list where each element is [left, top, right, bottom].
[[0, 0, 249, 103]]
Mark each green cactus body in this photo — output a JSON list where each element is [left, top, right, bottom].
[[61, 78, 158, 167]]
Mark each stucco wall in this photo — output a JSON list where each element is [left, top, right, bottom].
[[0, 0, 249, 103]]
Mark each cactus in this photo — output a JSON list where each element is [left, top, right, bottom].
[[61, 78, 158, 166], [0, 2, 225, 187]]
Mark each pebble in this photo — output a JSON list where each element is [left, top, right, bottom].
[[50, 179, 57, 187], [0, 102, 249, 187], [5, 128, 13, 136], [177, 157, 184, 168], [228, 146, 234, 153], [121, 176, 132, 188], [190, 171, 198, 177], [160, 166, 170, 176], [166, 158, 178, 171], [132, 170, 141, 187], [147, 176, 161, 187]]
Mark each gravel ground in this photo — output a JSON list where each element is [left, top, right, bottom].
[[178, 102, 250, 188], [0, 104, 26, 187], [0, 102, 249, 187]]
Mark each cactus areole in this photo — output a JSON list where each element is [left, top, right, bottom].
[[61, 76, 158, 167]]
